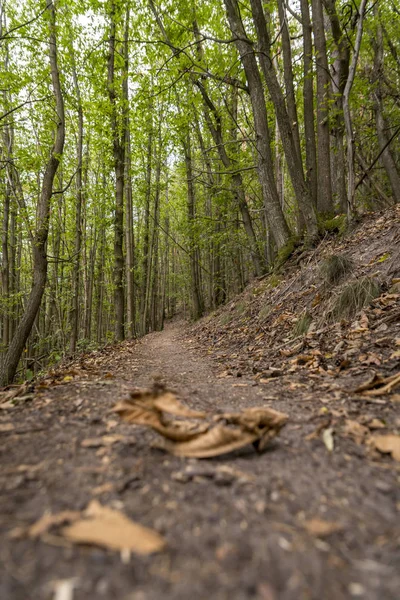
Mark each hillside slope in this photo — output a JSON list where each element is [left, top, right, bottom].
[[192, 206, 400, 393]]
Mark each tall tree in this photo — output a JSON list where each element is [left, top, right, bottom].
[[107, 1, 125, 341], [0, 1, 65, 385], [311, 0, 333, 214], [223, 0, 291, 250]]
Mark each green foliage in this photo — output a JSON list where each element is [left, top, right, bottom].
[[322, 215, 347, 236]]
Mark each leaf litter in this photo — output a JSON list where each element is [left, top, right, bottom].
[[114, 384, 288, 458]]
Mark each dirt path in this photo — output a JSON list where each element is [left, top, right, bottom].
[[1, 323, 399, 600]]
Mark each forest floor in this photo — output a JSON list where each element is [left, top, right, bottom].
[[1, 208, 400, 600]]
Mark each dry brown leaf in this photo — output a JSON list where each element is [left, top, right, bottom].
[[343, 420, 369, 443], [322, 428, 335, 452], [353, 372, 400, 396], [52, 578, 78, 600], [115, 386, 287, 458], [0, 422, 14, 432], [371, 435, 400, 461], [61, 500, 165, 554], [81, 435, 125, 448], [303, 518, 342, 537], [161, 424, 259, 458], [114, 389, 208, 443], [24, 511, 81, 539], [367, 418, 385, 430]]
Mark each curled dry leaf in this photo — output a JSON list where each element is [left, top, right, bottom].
[[371, 435, 400, 462], [353, 372, 400, 396], [114, 385, 288, 458], [161, 425, 258, 458]]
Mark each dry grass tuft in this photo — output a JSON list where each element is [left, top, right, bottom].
[[328, 277, 381, 322], [293, 312, 312, 337], [319, 254, 354, 285]]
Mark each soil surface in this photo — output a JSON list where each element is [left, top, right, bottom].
[[1, 322, 399, 600]]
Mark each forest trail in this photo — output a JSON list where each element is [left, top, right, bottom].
[[1, 322, 399, 600]]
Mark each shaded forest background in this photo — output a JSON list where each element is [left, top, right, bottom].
[[1, 0, 399, 385]]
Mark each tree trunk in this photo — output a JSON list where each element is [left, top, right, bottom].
[[300, 0, 318, 208], [323, 0, 349, 213], [311, 0, 333, 214], [123, 8, 136, 337], [343, 0, 367, 219], [107, 1, 125, 341], [194, 79, 265, 276], [0, 1, 65, 386], [69, 49, 84, 353], [140, 128, 153, 335], [183, 133, 204, 319], [249, 0, 318, 242], [372, 18, 400, 204], [223, 0, 291, 250]]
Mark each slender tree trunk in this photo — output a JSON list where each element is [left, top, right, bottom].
[[311, 0, 333, 214], [372, 18, 400, 204], [122, 7, 136, 338], [300, 0, 318, 208], [183, 133, 203, 319], [107, 1, 125, 341], [0, 1, 65, 386], [223, 0, 291, 250], [323, 0, 350, 213], [1, 176, 10, 350], [194, 79, 264, 276], [140, 129, 152, 335], [277, 0, 301, 162], [69, 47, 84, 353], [343, 0, 367, 219], [249, 0, 318, 241]]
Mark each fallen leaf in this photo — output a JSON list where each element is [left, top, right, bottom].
[[303, 518, 342, 537], [343, 420, 369, 443], [81, 435, 125, 448], [367, 418, 385, 430], [161, 425, 258, 458], [10, 510, 81, 539], [353, 372, 400, 396], [62, 500, 165, 554], [0, 423, 14, 432], [371, 435, 400, 461], [53, 578, 78, 600], [0, 401, 16, 410], [322, 428, 335, 452], [92, 483, 115, 495], [115, 385, 287, 458]]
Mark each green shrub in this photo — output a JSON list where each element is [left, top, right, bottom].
[[322, 214, 347, 235]]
